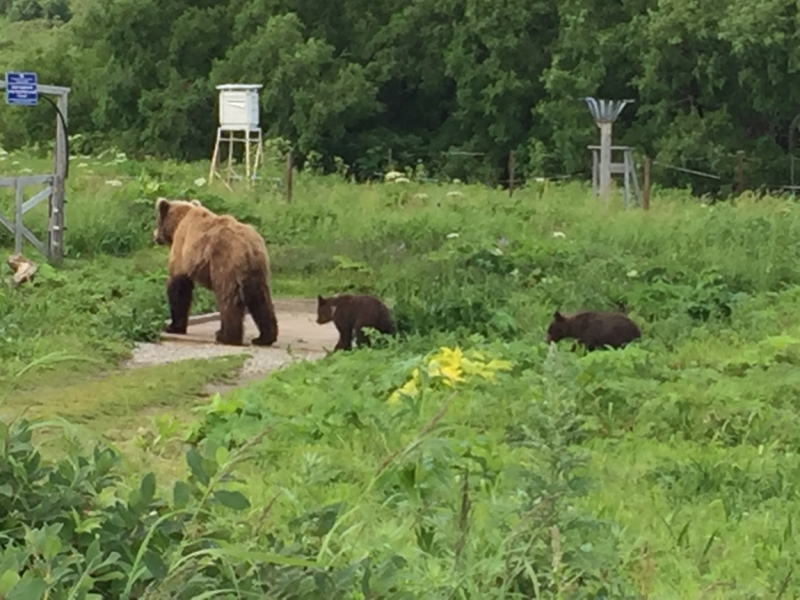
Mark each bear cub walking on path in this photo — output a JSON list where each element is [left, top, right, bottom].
[[153, 197, 279, 347], [545, 310, 641, 352], [316, 294, 395, 351]]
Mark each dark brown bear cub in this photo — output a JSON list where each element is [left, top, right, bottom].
[[545, 310, 641, 351], [316, 294, 395, 351]]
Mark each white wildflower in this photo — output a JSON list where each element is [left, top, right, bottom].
[[384, 170, 404, 182]]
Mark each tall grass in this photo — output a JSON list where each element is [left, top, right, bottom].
[[3, 146, 800, 596]]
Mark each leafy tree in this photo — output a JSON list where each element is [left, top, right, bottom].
[[2, 0, 800, 192]]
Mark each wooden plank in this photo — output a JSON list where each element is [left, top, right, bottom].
[[160, 331, 332, 353], [21, 186, 52, 214], [0, 211, 13, 235], [19, 224, 46, 255], [609, 164, 627, 175], [168, 299, 320, 327], [159, 300, 338, 352], [185, 313, 220, 326], [0, 175, 53, 188], [160, 332, 219, 345]]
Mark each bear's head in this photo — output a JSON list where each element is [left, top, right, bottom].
[[316, 295, 335, 324], [544, 310, 571, 343], [153, 198, 204, 246]]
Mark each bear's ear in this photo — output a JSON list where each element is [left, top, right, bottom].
[[156, 197, 171, 217], [317, 294, 324, 303], [190, 199, 202, 207], [553, 310, 565, 321]]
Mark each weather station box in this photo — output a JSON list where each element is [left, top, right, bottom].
[[216, 84, 262, 130]]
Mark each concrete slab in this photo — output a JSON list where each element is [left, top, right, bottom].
[[159, 298, 340, 353]]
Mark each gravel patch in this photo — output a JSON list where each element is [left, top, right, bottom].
[[124, 341, 326, 383]]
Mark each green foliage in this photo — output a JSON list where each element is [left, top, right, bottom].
[[6, 153, 800, 595], [6, 0, 70, 22], [182, 341, 638, 597], [2, 0, 800, 191], [0, 417, 375, 598]]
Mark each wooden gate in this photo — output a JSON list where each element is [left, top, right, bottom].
[[0, 174, 63, 261], [0, 80, 69, 264]]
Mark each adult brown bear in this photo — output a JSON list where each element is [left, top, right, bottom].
[[153, 197, 278, 347]]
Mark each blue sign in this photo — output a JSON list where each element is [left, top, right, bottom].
[[5, 71, 38, 106]]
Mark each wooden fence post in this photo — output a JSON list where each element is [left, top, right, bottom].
[[508, 150, 515, 197], [736, 151, 745, 195], [642, 156, 651, 210], [285, 150, 293, 203]]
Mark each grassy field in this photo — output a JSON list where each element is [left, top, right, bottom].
[[3, 141, 800, 597]]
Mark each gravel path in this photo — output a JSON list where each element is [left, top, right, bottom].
[[122, 302, 339, 391], [124, 341, 326, 387]]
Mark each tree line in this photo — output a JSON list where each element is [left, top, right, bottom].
[[1, 0, 799, 193]]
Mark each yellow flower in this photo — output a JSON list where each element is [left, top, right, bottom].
[[386, 346, 512, 405], [461, 356, 513, 381], [388, 368, 421, 404]]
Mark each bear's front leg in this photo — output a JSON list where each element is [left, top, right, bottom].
[[164, 275, 194, 334], [334, 325, 354, 351]]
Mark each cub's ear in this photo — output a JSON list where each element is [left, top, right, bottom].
[[317, 294, 325, 303], [553, 310, 565, 321], [156, 197, 171, 216], [190, 199, 202, 207]]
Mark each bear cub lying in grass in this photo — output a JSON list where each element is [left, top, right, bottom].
[[545, 310, 641, 352], [316, 294, 395, 351]]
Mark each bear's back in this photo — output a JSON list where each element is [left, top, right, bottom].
[[335, 294, 394, 333], [572, 311, 640, 349], [173, 209, 269, 279]]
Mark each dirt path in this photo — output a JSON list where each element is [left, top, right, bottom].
[[124, 298, 340, 391]]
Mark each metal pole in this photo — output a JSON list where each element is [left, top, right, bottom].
[[599, 122, 612, 204]]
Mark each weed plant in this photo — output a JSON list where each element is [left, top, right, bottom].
[[2, 146, 800, 596]]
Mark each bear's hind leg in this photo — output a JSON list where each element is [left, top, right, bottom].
[[245, 282, 279, 346], [165, 275, 194, 334], [215, 294, 246, 346], [354, 323, 372, 348]]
